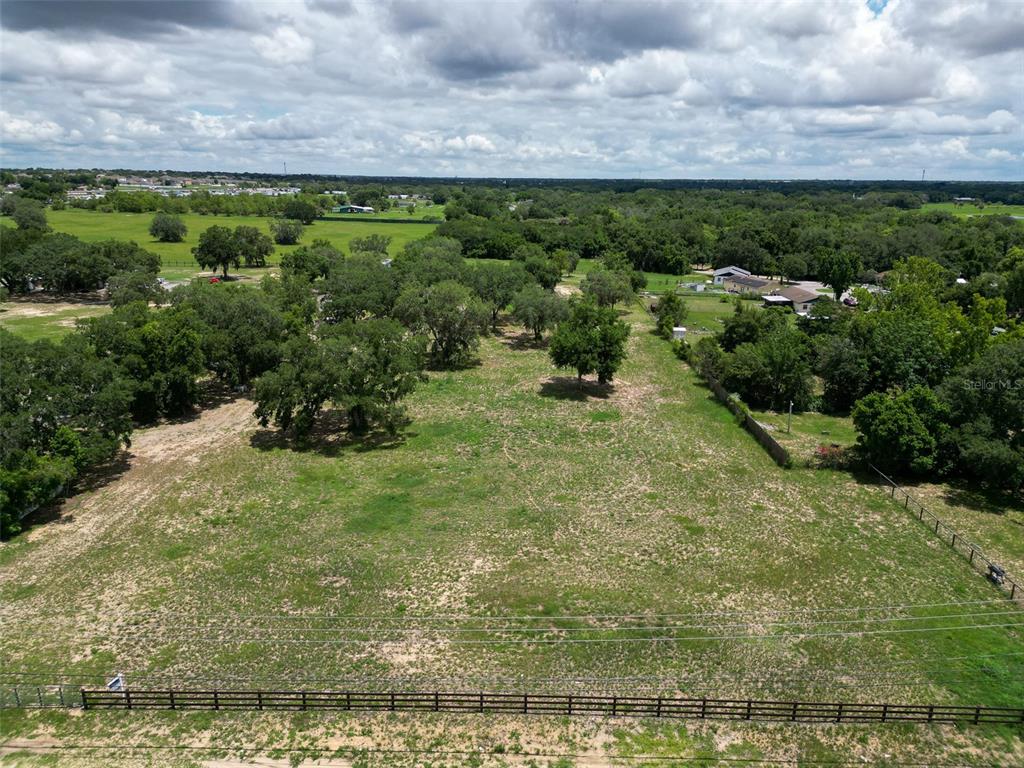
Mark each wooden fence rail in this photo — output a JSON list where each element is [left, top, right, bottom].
[[871, 465, 1022, 604], [68, 688, 1024, 726]]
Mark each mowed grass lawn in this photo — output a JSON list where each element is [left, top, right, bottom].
[[2, 299, 1021, 723], [45, 208, 438, 276]]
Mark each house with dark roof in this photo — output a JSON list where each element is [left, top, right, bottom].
[[763, 285, 827, 315], [723, 275, 775, 295]]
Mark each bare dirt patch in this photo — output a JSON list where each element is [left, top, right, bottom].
[[7, 398, 259, 588]]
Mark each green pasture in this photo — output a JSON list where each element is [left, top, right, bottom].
[[45, 208, 438, 276], [920, 202, 1024, 218], [2, 298, 1020, 717]]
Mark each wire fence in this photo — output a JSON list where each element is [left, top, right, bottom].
[[0, 687, 994, 726], [871, 465, 1021, 604]]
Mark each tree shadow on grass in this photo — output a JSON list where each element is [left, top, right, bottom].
[[15, 451, 134, 536], [5, 292, 107, 306], [158, 380, 240, 426], [941, 482, 1022, 520], [501, 331, 549, 351], [538, 376, 614, 401], [249, 409, 411, 457]]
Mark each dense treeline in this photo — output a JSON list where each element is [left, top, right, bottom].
[[434, 186, 1024, 282]]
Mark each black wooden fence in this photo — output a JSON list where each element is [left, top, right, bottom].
[[871, 465, 1022, 604], [73, 688, 1024, 726]]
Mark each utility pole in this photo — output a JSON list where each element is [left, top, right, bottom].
[[787, 400, 793, 434]]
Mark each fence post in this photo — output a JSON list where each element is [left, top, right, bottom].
[[434, 691, 439, 712], [611, 696, 617, 717], [301, 691, 307, 711], [928, 705, 934, 723], [256, 691, 262, 711], [791, 701, 798, 722], [58, 687, 65, 708], [213, 690, 219, 711], [656, 697, 662, 718], [974, 706, 981, 725], [390, 692, 396, 712], [881, 703, 888, 723], [169, 690, 176, 710], [745, 700, 752, 720], [700, 698, 707, 719], [37, 687, 43, 707], [836, 702, 843, 723], [13, 688, 20, 707], [478, 691, 484, 713], [79, 688, 87, 710], [345, 691, 351, 711], [124, 689, 132, 710], [567, 694, 573, 716]]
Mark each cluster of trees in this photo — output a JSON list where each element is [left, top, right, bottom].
[[2, 227, 630, 536], [1, 203, 160, 297], [192, 225, 274, 276], [689, 253, 1024, 492]]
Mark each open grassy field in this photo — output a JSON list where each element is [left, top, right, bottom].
[[0, 301, 111, 342], [2, 280, 1022, 764], [920, 202, 1024, 218], [43, 209, 438, 276]]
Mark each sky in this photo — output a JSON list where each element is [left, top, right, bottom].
[[0, 0, 1022, 180]]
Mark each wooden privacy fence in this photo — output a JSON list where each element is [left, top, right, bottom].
[[75, 688, 1024, 726], [871, 465, 1022, 604]]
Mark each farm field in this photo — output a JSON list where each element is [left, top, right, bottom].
[[43, 209, 438, 274], [920, 202, 1024, 218], [1, 285, 1022, 765], [0, 301, 111, 342]]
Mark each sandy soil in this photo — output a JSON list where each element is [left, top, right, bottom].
[[12, 398, 258, 583]]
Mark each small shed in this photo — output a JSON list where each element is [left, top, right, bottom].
[[672, 326, 687, 340]]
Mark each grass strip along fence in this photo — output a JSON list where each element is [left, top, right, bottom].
[[7, 687, 1022, 726], [871, 465, 1022, 605], [674, 341, 791, 468]]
